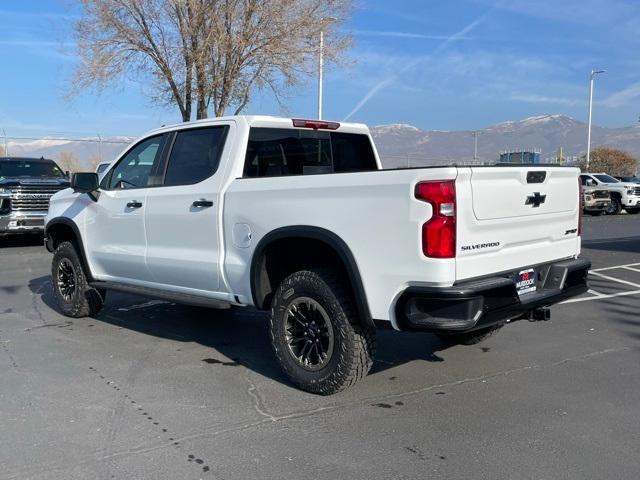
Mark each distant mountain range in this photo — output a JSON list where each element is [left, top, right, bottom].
[[4, 114, 640, 170], [371, 115, 640, 168], [4, 136, 134, 169]]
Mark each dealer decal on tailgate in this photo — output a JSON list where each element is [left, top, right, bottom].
[[515, 268, 537, 295]]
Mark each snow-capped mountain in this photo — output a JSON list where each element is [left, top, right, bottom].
[[371, 115, 640, 168], [4, 136, 134, 169], [5, 115, 640, 170]]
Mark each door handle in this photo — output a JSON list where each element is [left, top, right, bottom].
[[192, 199, 214, 208], [126, 200, 143, 208]]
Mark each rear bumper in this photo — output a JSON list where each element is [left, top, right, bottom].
[[395, 258, 590, 333], [0, 211, 47, 234]]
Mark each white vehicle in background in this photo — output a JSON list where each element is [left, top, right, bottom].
[[580, 173, 640, 215], [44, 116, 589, 394], [95, 161, 112, 179]]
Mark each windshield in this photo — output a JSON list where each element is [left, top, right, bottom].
[[0, 160, 65, 179], [594, 174, 619, 183]]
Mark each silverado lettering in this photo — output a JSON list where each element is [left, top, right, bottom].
[[461, 242, 500, 251]]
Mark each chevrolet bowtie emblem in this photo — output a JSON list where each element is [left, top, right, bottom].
[[525, 192, 546, 207]]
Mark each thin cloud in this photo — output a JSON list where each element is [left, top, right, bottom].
[[510, 94, 583, 107], [355, 30, 472, 41], [343, 4, 499, 121], [600, 82, 640, 108], [0, 40, 76, 47], [0, 9, 77, 20]]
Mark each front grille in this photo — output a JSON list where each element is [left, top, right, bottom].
[[9, 184, 65, 212], [633, 186, 640, 196], [594, 190, 609, 199]]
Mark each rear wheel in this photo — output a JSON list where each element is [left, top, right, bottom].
[[437, 324, 503, 346], [605, 197, 622, 215], [270, 269, 376, 395], [51, 241, 104, 318]]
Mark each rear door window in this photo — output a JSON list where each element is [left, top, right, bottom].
[[243, 128, 377, 177], [163, 126, 228, 186]]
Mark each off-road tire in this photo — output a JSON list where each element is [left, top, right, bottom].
[[51, 241, 104, 318], [270, 269, 376, 395], [606, 197, 622, 215], [437, 324, 503, 346]]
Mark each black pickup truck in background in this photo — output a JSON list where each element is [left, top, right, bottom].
[[0, 157, 69, 236]]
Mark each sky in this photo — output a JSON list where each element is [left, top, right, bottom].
[[1, 0, 640, 138]]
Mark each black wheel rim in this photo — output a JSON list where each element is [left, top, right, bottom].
[[606, 199, 617, 214], [56, 258, 76, 302], [284, 297, 335, 371]]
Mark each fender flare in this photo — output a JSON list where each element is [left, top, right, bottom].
[[250, 225, 373, 329], [45, 217, 94, 281]]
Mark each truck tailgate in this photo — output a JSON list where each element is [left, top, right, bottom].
[[456, 166, 581, 281]]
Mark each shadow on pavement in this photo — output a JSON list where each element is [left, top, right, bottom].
[[0, 233, 43, 248], [582, 236, 640, 254], [28, 275, 454, 389]]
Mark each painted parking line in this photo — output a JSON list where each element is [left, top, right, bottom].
[[588, 271, 640, 289], [561, 289, 640, 304], [591, 262, 640, 272], [587, 289, 605, 297], [559, 262, 640, 304]]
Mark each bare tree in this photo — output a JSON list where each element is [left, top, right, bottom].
[[580, 147, 638, 175], [72, 0, 352, 120], [57, 151, 84, 173]]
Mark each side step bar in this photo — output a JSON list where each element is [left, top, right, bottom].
[[90, 281, 233, 310]]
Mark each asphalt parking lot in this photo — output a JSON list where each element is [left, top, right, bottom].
[[1, 214, 639, 480]]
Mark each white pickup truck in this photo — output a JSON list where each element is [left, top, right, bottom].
[[44, 116, 589, 394]]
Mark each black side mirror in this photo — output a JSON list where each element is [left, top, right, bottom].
[[71, 172, 99, 193]]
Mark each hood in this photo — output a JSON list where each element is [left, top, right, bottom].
[[601, 182, 635, 189], [0, 177, 70, 188], [583, 187, 609, 195]]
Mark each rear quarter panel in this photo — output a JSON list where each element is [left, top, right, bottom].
[[223, 167, 458, 323]]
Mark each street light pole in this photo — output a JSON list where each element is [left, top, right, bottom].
[[318, 17, 337, 120], [586, 69, 605, 171]]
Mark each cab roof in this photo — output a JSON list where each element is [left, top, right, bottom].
[[146, 115, 370, 137]]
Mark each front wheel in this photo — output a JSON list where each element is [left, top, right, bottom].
[[51, 241, 104, 318], [605, 197, 622, 215], [625, 207, 640, 214], [270, 269, 376, 395]]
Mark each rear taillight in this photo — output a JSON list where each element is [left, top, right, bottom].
[[577, 177, 583, 236], [415, 180, 456, 258]]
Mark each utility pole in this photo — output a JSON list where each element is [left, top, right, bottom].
[[318, 17, 337, 120], [586, 69, 605, 171]]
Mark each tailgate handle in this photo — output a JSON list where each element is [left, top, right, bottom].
[[527, 171, 546, 183]]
